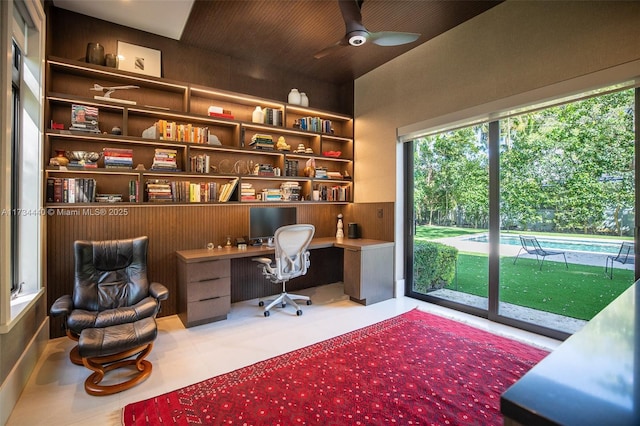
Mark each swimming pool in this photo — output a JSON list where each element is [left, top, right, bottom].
[[463, 234, 625, 255]]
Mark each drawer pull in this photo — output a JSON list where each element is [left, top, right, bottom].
[[197, 277, 220, 282], [200, 296, 221, 302]]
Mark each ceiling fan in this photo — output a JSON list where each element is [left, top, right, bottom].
[[314, 0, 421, 59]]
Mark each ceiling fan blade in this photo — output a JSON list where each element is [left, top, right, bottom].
[[313, 38, 348, 59], [339, 0, 364, 32], [369, 31, 421, 47], [315, 0, 419, 58]]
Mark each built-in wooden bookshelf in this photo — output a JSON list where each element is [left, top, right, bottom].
[[44, 57, 354, 205]]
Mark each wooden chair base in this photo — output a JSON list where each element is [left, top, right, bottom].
[[81, 343, 154, 396], [64, 330, 84, 366]]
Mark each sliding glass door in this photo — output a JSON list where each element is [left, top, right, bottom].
[[406, 124, 490, 315], [406, 87, 637, 338], [497, 89, 636, 334]]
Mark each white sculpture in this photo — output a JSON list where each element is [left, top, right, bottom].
[[336, 214, 344, 239], [90, 83, 139, 104]]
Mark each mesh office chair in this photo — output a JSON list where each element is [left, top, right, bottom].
[[253, 224, 315, 316]]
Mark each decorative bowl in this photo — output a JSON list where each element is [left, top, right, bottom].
[[65, 151, 101, 162]]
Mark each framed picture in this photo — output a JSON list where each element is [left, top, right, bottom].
[[117, 41, 161, 77]]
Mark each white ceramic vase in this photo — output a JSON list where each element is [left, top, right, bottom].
[[300, 92, 309, 107], [252, 106, 264, 123], [288, 88, 301, 105]]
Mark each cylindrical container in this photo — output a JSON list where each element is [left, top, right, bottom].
[[300, 92, 309, 107], [348, 223, 359, 239], [85, 43, 105, 66], [312, 190, 320, 201], [105, 53, 118, 68], [288, 88, 301, 105]]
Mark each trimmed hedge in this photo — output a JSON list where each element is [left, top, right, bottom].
[[413, 241, 458, 292]]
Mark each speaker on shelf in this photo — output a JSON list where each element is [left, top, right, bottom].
[[348, 223, 359, 239]]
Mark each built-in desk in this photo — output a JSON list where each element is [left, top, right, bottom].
[[501, 280, 639, 425], [176, 238, 394, 327]]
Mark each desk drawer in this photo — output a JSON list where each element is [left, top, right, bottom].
[[188, 259, 231, 283], [187, 277, 230, 302], [187, 296, 230, 322]]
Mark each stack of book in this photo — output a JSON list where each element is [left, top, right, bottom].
[[314, 167, 328, 179], [146, 179, 173, 202], [284, 159, 298, 177], [240, 182, 256, 201], [151, 148, 178, 171], [95, 193, 123, 203], [280, 181, 301, 201], [46, 177, 96, 203], [208, 106, 234, 120], [218, 178, 239, 202], [263, 188, 282, 202], [190, 154, 211, 173], [249, 134, 274, 150], [327, 171, 343, 179], [103, 147, 133, 169], [256, 164, 275, 176]]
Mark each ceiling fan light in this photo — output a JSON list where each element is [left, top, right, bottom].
[[348, 31, 368, 46]]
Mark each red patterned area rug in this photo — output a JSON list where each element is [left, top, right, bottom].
[[122, 309, 548, 425]]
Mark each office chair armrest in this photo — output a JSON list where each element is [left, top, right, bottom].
[[252, 257, 272, 265], [50, 294, 73, 318], [150, 282, 169, 301]]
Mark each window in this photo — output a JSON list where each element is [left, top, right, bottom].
[[405, 86, 637, 340], [1, 0, 45, 329], [11, 39, 22, 294]]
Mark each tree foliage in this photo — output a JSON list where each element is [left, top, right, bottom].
[[414, 89, 635, 235]]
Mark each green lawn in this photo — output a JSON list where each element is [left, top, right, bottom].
[[454, 252, 633, 320], [414, 225, 483, 240], [414, 225, 635, 320]]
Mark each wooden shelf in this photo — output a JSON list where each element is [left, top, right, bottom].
[[45, 56, 354, 205]]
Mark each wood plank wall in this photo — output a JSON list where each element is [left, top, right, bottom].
[[44, 6, 393, 338], [46, 6, 353, 115], [47, 202, 393, 338]]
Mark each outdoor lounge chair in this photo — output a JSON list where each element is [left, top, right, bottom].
[[605, 241, 634, 279], [513, 235, 568, 270]]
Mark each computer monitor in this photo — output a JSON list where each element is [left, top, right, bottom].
[[249, 206, 297, 245]]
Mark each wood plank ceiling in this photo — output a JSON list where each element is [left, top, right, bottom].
[[180, 0, 502, 85], [52, 0, 501, 86]]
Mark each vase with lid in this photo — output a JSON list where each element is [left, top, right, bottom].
[[300, 92, 309, 107], [288, 88, 301, 105]]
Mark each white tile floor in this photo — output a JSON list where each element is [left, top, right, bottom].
[[7, 282, 561, 426]]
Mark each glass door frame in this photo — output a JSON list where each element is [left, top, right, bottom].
[[404, 88, 640, 341]]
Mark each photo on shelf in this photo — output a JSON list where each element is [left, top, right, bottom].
[[71, 104, 100, 133], [117, 41, 161, 77]]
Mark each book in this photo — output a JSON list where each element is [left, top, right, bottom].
[[218, 178, 238, 202]]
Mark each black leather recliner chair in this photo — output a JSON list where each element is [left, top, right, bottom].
[[50, 236, 169, 365]]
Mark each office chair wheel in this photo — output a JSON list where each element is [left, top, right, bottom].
[[306, 300, 312, 305], [264, 311, 270, 317], [258, 301, 264, 307], [296, 310, 303, 316], [282, 303, 286, 308]]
